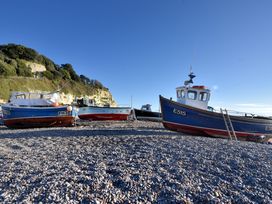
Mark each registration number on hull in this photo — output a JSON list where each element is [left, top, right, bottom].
[[58, 111, 68, 116], [265, 126, 272, 131], [173, 108, 186, 116], [2, 109, 10, 115]]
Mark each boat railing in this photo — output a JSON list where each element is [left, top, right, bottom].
[[117, 104, 131, 108], [225, 110, 255, 117], [12, 92, 58, 101], [210, 108, 272, 119], [210, 107, 258, 118]]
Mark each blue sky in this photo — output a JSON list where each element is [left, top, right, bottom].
[[1, 0, 272, 115]]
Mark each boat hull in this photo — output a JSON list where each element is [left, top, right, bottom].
[[0, 106, 2, 125], [2, 105, 75, 128], [78, 106, 131, 121], [160, 95, 272, 142], [133, 108, 162, 121]]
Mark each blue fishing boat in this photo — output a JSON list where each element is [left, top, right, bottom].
[[0, 105, 3, 125], [2, 92, 77, 128], [160, 71, 272, 142]]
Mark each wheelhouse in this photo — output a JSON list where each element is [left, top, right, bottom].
[[176, 71, 211, 110]]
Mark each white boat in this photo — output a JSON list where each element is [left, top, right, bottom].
[[76, 98, 131, 121]]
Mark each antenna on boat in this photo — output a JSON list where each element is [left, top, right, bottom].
[[184, 65, 196, 86]]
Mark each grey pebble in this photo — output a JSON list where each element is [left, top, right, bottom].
[[0, 121, 271, 203]]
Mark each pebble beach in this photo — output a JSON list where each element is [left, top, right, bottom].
[[0, 121, 271, 203]]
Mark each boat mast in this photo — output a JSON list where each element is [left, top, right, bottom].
[[184, 66, 196, 87]]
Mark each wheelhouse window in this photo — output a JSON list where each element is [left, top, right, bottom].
[[188, 91, 197, 100], [177, 90, 185, 98], [181, 90, 185, 98], [199, 92, 209, 101], [16, 94, 26, 99], [177, 90, 181, 98]]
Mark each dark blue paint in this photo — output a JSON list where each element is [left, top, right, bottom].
[[160, 96, 272, 135]]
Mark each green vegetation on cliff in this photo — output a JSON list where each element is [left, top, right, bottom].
[[0, 44, 109, 101]]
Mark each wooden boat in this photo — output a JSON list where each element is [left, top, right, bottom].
[[160, 71, 272, 142], [2, 92, 76, 128], [76, 98, 132, 121], [134, 104, 162, 121]]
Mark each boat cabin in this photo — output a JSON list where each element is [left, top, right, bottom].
[[176, 71, 210, 110], [141, 104, 152, 111], [76, 98, 96, 107], [8, 92, 60, 107]]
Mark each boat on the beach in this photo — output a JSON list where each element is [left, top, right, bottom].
[[0, 105, 3, 125], [76, 98, 132, 121], [2, 92, 77, 128], [160, 71, 272, 142], [133, 104, 162, 121]]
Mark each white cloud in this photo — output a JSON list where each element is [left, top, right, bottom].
[[212, 85, 219, 91], [235, 103, 268, 107], [211, 103, 272, 116], [230, 103, 272, 116]]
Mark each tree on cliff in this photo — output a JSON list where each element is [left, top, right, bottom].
[[60, 63, 80, 82], [0, 43, 105, 88]]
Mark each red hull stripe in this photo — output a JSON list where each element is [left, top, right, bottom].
[[3, 115, 70, 121], [79, 113, 129, 121], [163, 121, 263, 138], [4, 116, 74, 128]]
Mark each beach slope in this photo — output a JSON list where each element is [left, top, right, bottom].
[[0, 121, 271, 203]]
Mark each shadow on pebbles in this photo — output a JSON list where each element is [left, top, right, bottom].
[[0, 121, 271, 203]]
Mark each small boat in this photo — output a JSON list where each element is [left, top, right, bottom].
[[0, 105, 3, 125], [160, 70, 272, 142], [2, 92, 76, 128], [134, 104, 162, 121], [76, 98, 132, 121]]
